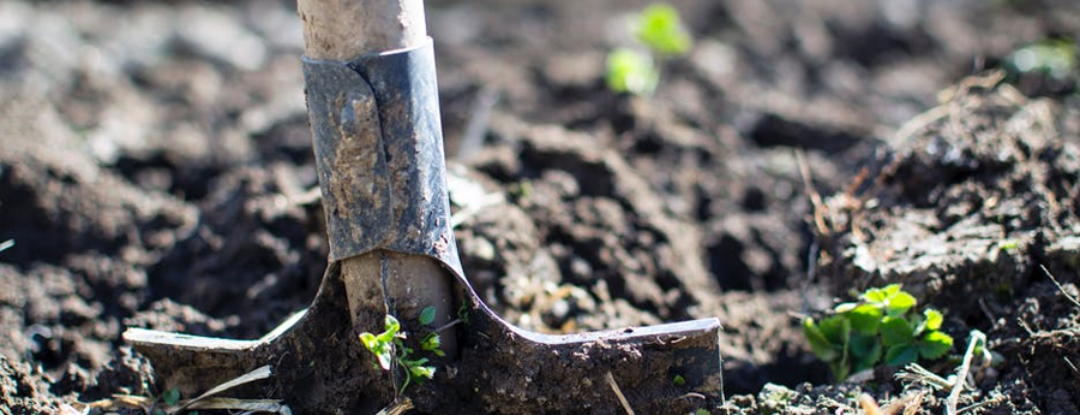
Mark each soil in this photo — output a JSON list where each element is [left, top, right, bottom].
[[2, 0, 1080, 414]]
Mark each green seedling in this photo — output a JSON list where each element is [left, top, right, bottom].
[[997, 239, 1020, 252], [162, 388, 181, 406], [672, 374, 686, 387], [803, 284, 953, 382], [457, 298, 470, 325], [606, 3, 693, 95], [359, 306, 444, 393], [607, 48, 659, 95], [635, 3, 693, 56], [1005, 38, 1077, 81]]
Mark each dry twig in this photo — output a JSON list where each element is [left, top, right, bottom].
[[795, 149, 829, 236], [1040, 264, 1080, 309], [946, 331, 986, 415], [374, 398, 414, 415], [858, 394, 882, 415], [174, 365, 275, 413], [605, 372, 636, 415]]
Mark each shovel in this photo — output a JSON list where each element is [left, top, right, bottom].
[[123, 1, 722, 413]]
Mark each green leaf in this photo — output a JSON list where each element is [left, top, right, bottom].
[[419, 306, 437, 326], [359, 332, 379, 352], [377, 315, 401, 344], [917, 331, 954, 360], [849, 333, 882, 372], [1006, 38, 1078, 80], [923, 309, 944, 331], [885, 344, 918, 366], [818, 315, 850, 345], [375, 347, 392, 371], [829, 360, 850, 383], [409, 364, 436, 380], [846, 330, 881, 371], [997, 239, 1020, 251], [421, 333, 442, 352], [403, 357, 429, 366], [885, 291, 917, 317], [848, 304, 883, 335], [802, 318, 839, 361], [884, 284, 902, 296], [606, 48, 659, 95], [402, 356, 436, 381], [384, 315, 400, 333], [672, 374, 686, 387], [880, 316, 914, 347], [162, 388, 181, 406], [360, 330, 393, 371], [833, 302, 857, 313], [635, 3, 693, 55], [862, 284, 915, 315], [861, 286, 889, 303]]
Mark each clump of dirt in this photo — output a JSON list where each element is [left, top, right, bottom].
[[0, 354, 56, 415], [817, 76, 1080, 309], [814, 79, 1080, 413]]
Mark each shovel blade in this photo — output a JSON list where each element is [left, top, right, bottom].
[[404, 286, 722, 415]]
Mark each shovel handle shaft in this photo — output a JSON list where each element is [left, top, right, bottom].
[[297, 0, 427, 60], [297, 0, 459, 364]]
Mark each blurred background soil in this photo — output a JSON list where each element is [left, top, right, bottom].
[[2, 0, 1080, 413]]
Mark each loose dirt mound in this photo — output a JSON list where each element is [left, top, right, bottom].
[[814, 79, 1080, 414]]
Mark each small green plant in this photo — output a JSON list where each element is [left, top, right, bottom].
[[457, 298, 470, 325], [359, 306, 444, 393], [162, 388, 181, 406], [997, 239, 1020, 252], [635, 4, 693, 56], [802, 284, 954, 382], [606, 49, 659, 95], [150, 388, 183, 415], [606, 3, 693, 95], [1004, 38, 1077, 81]]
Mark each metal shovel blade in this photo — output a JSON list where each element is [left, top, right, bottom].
[[125, 260, 721, 414]]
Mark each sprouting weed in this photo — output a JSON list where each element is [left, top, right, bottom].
[[359, 306, 444, 393], [803, 284, 954, 381], [606, 3, 693, 96]]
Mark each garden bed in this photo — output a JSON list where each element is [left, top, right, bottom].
[[1, 0, 1079, 414]]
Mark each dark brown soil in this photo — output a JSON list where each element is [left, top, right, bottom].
[[2, 0, 1079, 414]]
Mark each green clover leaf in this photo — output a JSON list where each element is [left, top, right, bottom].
[[917, 330, 954, 360], [848, 303, 884, 335], [885, 344, 918, 366]]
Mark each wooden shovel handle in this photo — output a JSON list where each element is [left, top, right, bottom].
[[297, 0, 428, 60]]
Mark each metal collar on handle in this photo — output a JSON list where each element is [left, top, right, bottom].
[[303, 38, 463, 277]]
